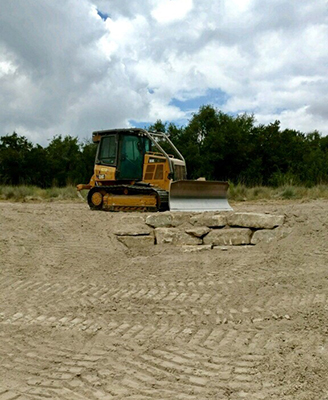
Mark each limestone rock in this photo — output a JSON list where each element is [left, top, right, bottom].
[[252, 227, 292, 244], [146, 212, 190, 228], [190, 213, 228, 228], [170, 213, 191, 227], [203, 228, 252, 246], [155, 228, 202, 245], [185, 226, 210, 238], [146, 213, 172, 228], [251, 229, 277, 244], [228, 212, 285, 229], [117, 235, 154, 247], [114, 224, 153, 236]]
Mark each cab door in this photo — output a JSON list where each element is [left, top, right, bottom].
[[118, 135, 145, 180]]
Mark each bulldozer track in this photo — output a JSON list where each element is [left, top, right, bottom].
[[88, 184, 169, 212]]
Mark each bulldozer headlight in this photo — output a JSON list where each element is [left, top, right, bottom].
[[98, 174, 106, 179]]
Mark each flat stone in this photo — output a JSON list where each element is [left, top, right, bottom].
[[203, 228, 252, 246], [185, 226, 211, 237], [251, 229, 277, 244], [182, 245, 212, 253], [190, 213, 228, 227], [251, 227, 292, 244], [146, 213, 173, 228], [227, 212, 285, 229], [117, 235, 154, 247], [170, 213, 191, 227], [146, 212, 191, 228], [155, 228, 202, 245], [114, 224, 152, 236]]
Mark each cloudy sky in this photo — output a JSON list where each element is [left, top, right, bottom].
[[1, 0, 328, 145]]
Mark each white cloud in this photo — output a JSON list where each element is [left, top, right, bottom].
[[151, 0, 194, 24], [256, 106, 328, 135], [0, 0, 328, 145], [0, 60, 16, 77]]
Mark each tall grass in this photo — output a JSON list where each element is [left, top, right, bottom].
[[228, 182, 328, 202], [1, 184, 328, 203], [0, 185, 81, 202]]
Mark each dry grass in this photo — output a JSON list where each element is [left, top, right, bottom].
[[228, 183, 328, 202], [1, 184, 328, 203], [0, 185, 81, 202]]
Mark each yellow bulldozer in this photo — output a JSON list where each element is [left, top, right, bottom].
[[77, 128, 232, 212]]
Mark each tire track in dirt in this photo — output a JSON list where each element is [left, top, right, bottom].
[[0, 387, 21, 400], [0, 326, 287, 399], [1, 275, 327, 335], [2, 202, 328, 399]]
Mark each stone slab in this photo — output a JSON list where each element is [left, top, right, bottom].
[[203, 228, 252, 246], [185, 227, 211, 238], [146, 213, 173, 228], [251, 227, 292, 244], [227, 212, 285, 229], [114, 224, 153, 236], [146, 212, 191, 228], [251, 229, 277, 244], [170, 213, 192, 227], [155, 228, 202, 245], [190, 213, 228, 228]]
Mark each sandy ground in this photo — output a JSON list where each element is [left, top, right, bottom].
[[0, 200, 328, 399]]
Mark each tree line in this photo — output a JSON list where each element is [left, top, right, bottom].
[[1, 105, 328, 187], [0, 134, 96, 187], [150, 105, 328, 186]]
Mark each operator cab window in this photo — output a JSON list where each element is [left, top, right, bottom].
[[98, 135, 117, 165]]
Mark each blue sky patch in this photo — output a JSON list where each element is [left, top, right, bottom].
[[129, 120, 152, 129], [129, 118, 189, 130], [170, 88, 228, 112], [97, 10, 110, 21], [129, 89, 230, 129]]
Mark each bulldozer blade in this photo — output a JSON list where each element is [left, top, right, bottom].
[[169, 180, 232, 212]]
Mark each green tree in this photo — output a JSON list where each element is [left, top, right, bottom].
[[0, 132, 33, 185], [46, 135, 82, 186], [80, 140, 97, 183]]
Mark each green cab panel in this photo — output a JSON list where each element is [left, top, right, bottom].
[[118, 135, 149, 180]]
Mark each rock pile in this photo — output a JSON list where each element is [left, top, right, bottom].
[[115, 211, 289, 249]]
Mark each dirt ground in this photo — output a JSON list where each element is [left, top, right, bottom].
[[0, 199, 328, 399]]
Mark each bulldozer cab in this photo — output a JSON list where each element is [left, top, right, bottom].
[[96, 132, 151, 181]]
